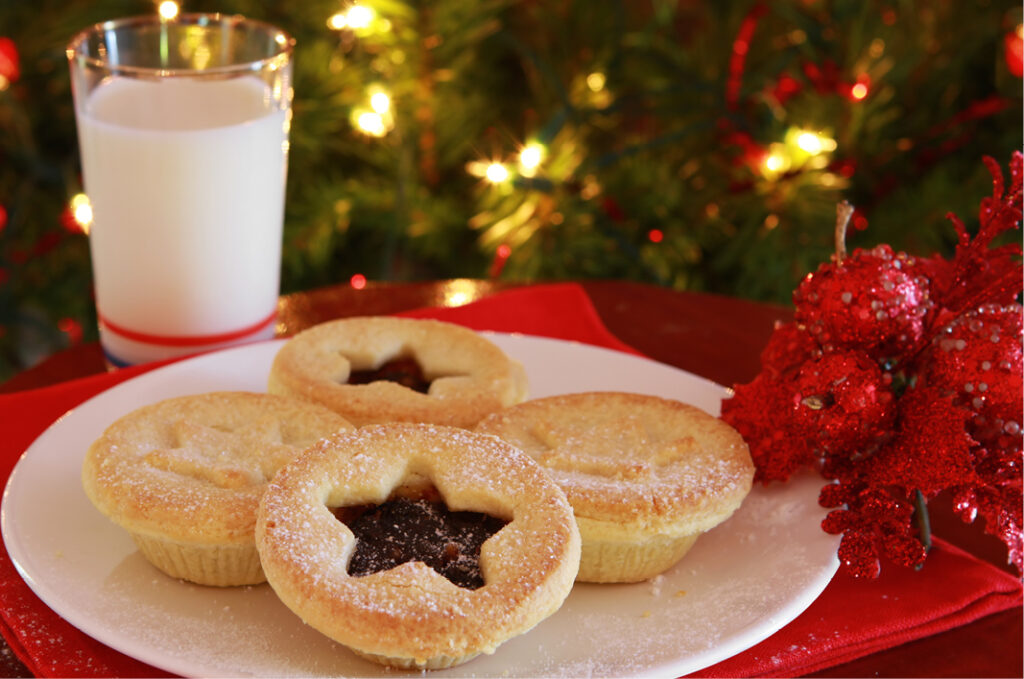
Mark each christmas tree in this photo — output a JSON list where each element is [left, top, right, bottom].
[[0, 0, 1020, 380]]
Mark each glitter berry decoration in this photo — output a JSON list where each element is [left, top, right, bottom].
[[721, 153, 1023, 579]]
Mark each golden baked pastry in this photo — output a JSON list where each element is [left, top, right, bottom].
[[255, 423, 580, 670], [82, 391, 352, 586], [475, 391, 754, 583], [266, 317, 528, 427]]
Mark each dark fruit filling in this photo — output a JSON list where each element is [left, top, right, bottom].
[[347, 357, 431, 393], [334, 496, 507, 589]]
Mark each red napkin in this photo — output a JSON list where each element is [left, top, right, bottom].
[[0, 283, 1019, 678], [690, 537, 1022, 678]]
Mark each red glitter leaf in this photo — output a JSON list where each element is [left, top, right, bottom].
[[721, 372, 817, 484], [928, 153, 1023, 319], [867, 385, 978, 497], [838, 532, 881, 579], [883, 533, 929, 569]]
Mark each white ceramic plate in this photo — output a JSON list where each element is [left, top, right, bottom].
[[2, 334, 839, 678]]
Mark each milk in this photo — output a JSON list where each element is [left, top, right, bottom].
[[77, 76, 288, 365]]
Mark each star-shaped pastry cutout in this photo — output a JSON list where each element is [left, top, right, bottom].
[[145, 417, 301, 489]]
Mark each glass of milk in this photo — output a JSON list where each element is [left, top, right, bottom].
[[67, 14, 293, 367]]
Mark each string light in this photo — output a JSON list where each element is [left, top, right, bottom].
[[350, 273, 367, 289], [157, 1, 180, 20], [795, 131, 824, 155], [327, 4, 374, 31], [346, 5, 374, 29], [352, 86, 394, 137], [586, 72, 606, 92], [70, 193, 93, 233], [763, 149, 786, 174], [793, 129, 837, 156], [355, 110, 386, 136], [369, 91, 390, 114], [761, 128, 838, 180], [850, 75, 870, 101], [518, 142, 545, 177], [327, 12, 348, 30], [647, 229, 664, 243], [484, 162, 510, 184]]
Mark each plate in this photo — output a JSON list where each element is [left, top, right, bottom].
[[2, 334, 839, 678]]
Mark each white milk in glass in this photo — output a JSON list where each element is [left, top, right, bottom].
[[78, 76, 287, 365]]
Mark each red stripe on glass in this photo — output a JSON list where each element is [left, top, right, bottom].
[[98, 309, 277, 347]]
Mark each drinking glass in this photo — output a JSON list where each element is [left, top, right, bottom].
[[67, 14, 294, 367]]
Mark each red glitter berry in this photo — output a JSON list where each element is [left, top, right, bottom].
[[758, 321, 821, 377], [794, 244, 931, 360], [921, 303, 1023, 450], [789, 350, 897, 456]]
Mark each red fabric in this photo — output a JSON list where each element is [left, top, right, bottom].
[[0, 283, 1019, 678], [690, 537, 1022, 677]]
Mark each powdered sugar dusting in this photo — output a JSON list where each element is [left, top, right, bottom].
[[4, 336, 839, 678]]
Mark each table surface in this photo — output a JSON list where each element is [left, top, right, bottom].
[[0, 279, 1020, 678]]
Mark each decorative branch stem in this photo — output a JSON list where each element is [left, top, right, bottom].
[[914, 489, 932, 570], [834, 200, 854, 265]]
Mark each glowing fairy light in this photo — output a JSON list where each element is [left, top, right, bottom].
[[518, 143, 545, 177], [850, 81, 869, 100], [786, 126, 835, 155], [157, 1, 180, 20], [485, 162, 510, 184], [466, 158, 513, 183], [328, 5, 374, 31], [764, 152, 785, 173], [346, 5, 374, 29], [71, 193, 93, 232], [327, 12, 348, 30], [796, 131, 824, 155], [465, 160, 488, 178], [769, 128, 838, 178], [369, 90, 391, 114], [355, 111, 386, 137], [350, 273, 367, 289], [586, 72, 606, 92]]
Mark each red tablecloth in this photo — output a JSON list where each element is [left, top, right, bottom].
[[0, 283, 1019, 677]]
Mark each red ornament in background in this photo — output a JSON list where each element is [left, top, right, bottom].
[[57, 317, 83, 345], [1006, 26, 1023, 78], [721, 153, 1024, 578], [489, 243, 512, 278], [0, 37, 18, 85]]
